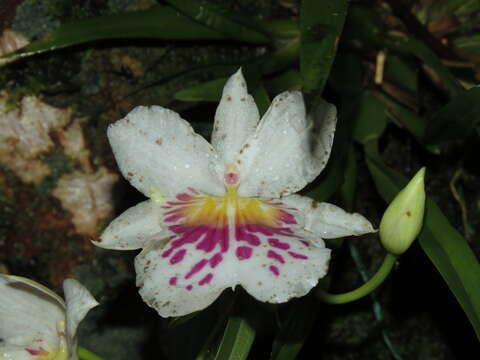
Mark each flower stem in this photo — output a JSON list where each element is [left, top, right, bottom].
[[316, 253, 398, 304], [78, 347, 104, 360]]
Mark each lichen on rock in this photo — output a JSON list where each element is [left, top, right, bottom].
[[0, 92, 73, 183], [0, 29, 29, 58], [53, 167, 119, 236]]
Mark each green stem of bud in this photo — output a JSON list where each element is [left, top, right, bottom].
[[316, 253, 397, 304], [78, 347, 104, 360]]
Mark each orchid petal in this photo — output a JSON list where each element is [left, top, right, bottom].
[[236, 95, 337, 198], [95, 199, 163, 250], [108, 106, 224, 198], [0, 275, 65, 359], [133, 189, 331, 317], [282, 195, 375, 238], [211, 69, 260, 167], [63, 279, 98, 349]]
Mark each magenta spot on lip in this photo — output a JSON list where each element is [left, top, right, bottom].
[[236, 246, 253, 260], [268, 238, 290, 250], [288, 251, 308, 260], [187, 187, 199, 194], [170, 249, 187, 264], [164, 214, 182, 222], [185, 259, 208, 279], [161, 205, 170, 209], [197, 226, 229, 253], [300, 240, 310, 247], [210, 253, 223, 268], [236, 225, 261, 246], [167, 201, 190, 206], [199, 273, 214, 286], [224, 172, 239, 184], [279, 210, 297, 224], [176, 193, 192, 201], [269, 265, 280, 276], [164, 208, 181, 215], [26, 348, 48, 356], [267, 250, 285, 264], [186, 285, 193, 291], [169, 277, 177, 285]]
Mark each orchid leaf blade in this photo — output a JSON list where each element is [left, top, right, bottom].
[[345, 5, 463, 97], [213, 316, 255, 360], [0, 6, 225, 66], [165, 0, 270, 44], [175, 78, 228, 102], [424, 86, 480, 145], [300, 0, 348, 93], [270, 297, 319, 360]]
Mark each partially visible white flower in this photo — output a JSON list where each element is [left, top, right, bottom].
[[94, 69, 375, 317], [0, 275, 98, 360]]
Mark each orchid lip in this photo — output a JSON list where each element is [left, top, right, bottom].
[[135, 186, 332, 316]]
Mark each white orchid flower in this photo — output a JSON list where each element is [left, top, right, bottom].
[[0, 275, 98, 360], [95, 69, 374, 317]]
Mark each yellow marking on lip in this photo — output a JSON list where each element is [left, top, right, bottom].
[[170, 188, 282, 229]]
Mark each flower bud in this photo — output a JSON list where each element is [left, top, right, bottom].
[[379, 167, 426, 255]]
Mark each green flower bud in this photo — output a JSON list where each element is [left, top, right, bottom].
[[380, 167, 426, 255]]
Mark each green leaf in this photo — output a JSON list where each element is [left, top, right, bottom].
[[270, 297, 319, 360], [454, 34, 480, 56], [78, 347, 104, 360], [377, 92, 428, 141], [175, 77, 228, 102], [434, 0, 480, 16], [0, 6, 225, 66], [168, 312, 201, 329], [352, 91, 388, 144], [213, 316, 255, 360], [424, 86, 480, 144], [329, 52, 364, 96], [382, 36, 463, 96], [264, 70, 302, 94], [384, 55, 418, 93], [252, 84, 270, 117], [365, 147, 480, 340], [173, 40, 300, 103], [165, 0, 270, 44], [300, 0, 348, 92], [345, 5, 463, 97]]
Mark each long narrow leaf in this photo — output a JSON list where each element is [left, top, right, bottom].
[[270, 297, 319, 360], [345, 5, 463, 97], [300, 0, 348, 92], [424, 86, 480, 145], [166, 0, 270, 44], [174, 40, 300, 103], [0, 6, 225, 66], [383, 36, 463, 96], [213, 316, 255, 360]]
